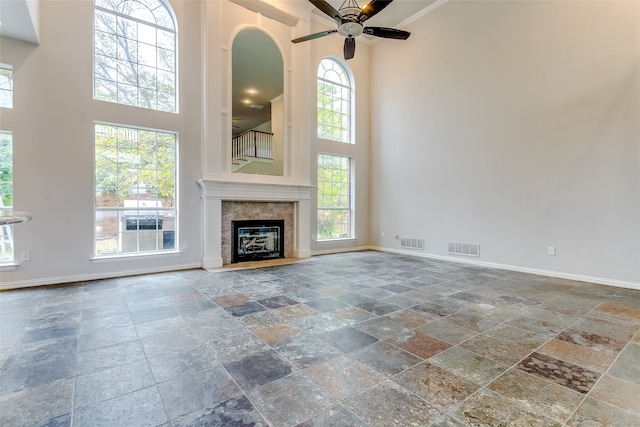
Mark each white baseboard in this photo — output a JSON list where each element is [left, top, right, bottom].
[[370, 246, 640, 291], [3, 248, 637, 292], [0, 262, 202, 291]]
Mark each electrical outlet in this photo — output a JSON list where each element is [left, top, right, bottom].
[[381, 231, 385, 237], [548, 246, 556, 256], [182, 241, 189, 250], [20, 251, 30, 262]]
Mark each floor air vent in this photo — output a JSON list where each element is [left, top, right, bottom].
[[401, 237, 424, 250], [448, 242, 480, 257]]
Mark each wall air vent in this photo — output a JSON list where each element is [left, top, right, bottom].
[[401, 237, 424, 250], [448, 242, 480, 257]]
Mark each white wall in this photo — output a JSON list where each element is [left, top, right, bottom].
[[0, 0, 204, 288], [370, 0, 640, 286]]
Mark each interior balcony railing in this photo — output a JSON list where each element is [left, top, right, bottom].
[[232, 130, 273, 166]]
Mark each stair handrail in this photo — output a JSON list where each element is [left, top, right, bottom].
[[232, 130, 274, 165]]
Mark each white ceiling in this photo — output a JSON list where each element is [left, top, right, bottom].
[[0, 0, 442, 46]]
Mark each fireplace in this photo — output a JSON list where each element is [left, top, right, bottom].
[[198, 180, 312, 269], [232, 219, 285, 263]]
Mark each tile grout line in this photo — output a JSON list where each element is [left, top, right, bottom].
[[560, 292, 640, 425]]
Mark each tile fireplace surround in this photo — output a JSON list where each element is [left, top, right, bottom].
[[198, 180, 313, 269], [224, 205, 291, 265]]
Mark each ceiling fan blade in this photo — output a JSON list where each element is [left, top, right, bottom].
[[309, 0, 344, 23], [292, 29, 337, 43], [344, 37, 356, 60], [362, 26, 410, 40], [358, 0, 394, 22]]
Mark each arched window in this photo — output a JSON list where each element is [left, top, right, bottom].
[[94, 0, 177, 112], [317, 58, 352, 143]]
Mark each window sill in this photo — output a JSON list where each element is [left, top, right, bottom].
[[91, 251, 182, 263], [316, 238, 356, 244], [0, 263, 18, 272]]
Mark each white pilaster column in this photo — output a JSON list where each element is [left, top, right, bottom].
[[296, 197, 312, 258], [200, 190, 223, 269]]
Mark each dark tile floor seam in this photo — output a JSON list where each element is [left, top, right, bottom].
[[562, 388, 597, 426], [305, 369, 431, 425], [282, 389, 368, 427], [578, 334, 640, 415], [237, 392, 275, 427], [69, 341, 80, 427]]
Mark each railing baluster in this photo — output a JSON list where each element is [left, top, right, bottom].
[[231, 130, 274, 168]]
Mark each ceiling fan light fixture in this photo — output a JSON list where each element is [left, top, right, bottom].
[[338, 22, 363, 38]]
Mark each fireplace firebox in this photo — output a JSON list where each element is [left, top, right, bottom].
[[231, 219, 285, 263]]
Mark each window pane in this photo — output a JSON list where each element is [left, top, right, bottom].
[[95, 10, 116, 34], [0, 131, 13, 263], [95, 31, 117, 57], [118, 83, 138, 106], [0, 67, 13, 109], [317, 209, 350, 240], [94, 123, 177, 256], [157, 29, 175, 50], [138, 23, 156, 45], [0, 132, 13, 208]]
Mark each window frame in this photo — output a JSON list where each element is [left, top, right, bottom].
[[0, 64, 14, 109], [316, 153, 353, 241], [93, 0, 178, 112], [316, 57, 353, 144], [0, 131, 14, 265], [93, 122, 178, 258]]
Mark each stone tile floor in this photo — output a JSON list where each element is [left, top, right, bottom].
[[1, 251, 639, 426]]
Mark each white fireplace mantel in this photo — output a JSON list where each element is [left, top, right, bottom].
[[198, 179, 313, 268]]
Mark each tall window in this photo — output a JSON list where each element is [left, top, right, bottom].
[[0, 65, 13, 109], [94, 0, 176, 112], [94, 123, 176, 256], [317, 58, 352, 143], [317, 153, 352, 240], [0, 132, 13, 263]]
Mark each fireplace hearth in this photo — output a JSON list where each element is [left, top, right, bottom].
[[232, 219, 285, 263]]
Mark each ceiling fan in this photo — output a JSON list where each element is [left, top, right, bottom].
[[292, 0, 410, 60]]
